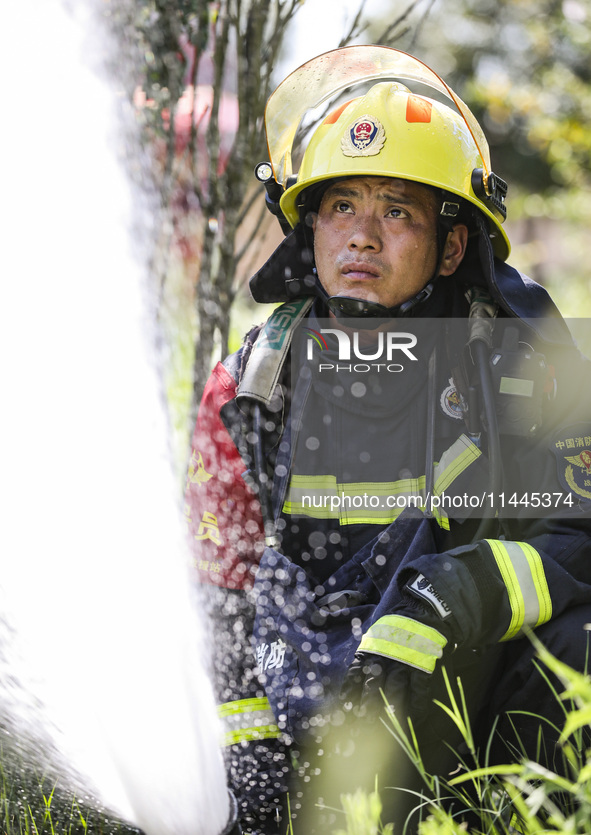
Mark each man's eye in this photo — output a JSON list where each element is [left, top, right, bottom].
[[387, 207, 406, 218], [335, 202, 354, 213]]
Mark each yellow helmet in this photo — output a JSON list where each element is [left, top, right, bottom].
[[260, 46, 510, 260]]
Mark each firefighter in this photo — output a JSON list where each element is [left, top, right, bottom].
[[185, 47, 591, 834]]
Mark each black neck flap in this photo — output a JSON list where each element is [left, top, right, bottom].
[[249, 225, 315, 304]]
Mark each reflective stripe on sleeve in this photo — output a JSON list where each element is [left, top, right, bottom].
[[283, 474, 452, 529], [217, 697, 280, 747], [358, 615, 447, 673], [283, 436, 481, 531], [486, 540, 553, 641], [433, 434, 481, 494], [283, 474, 426, 525]]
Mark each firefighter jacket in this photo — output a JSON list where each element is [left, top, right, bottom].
[[184, 260, 591, 831]]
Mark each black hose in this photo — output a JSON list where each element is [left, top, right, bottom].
[[473, 338, 502, 540], [423, 348, 438, 517], [252, 404, 279, 548]]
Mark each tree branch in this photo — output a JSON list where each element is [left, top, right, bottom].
[[374, 0, 422, 46], [408, 0, 437, 52], [338, 0, 369, 48], [235, 199, 269, 263]]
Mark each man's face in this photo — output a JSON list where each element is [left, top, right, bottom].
[[312, 176, 460, 309]]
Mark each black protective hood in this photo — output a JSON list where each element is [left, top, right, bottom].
[[249, 223, 317, 304], [249, 215, 573, 348]]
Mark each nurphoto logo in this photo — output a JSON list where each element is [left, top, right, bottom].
[[306, 327, 419, 373]]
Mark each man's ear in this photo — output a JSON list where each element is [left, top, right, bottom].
[[439, 224, 468, 276]]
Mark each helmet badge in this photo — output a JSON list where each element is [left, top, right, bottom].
[[341, 115, 385, 157]]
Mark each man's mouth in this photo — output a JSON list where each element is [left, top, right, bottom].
[[341, 262, 380, 280]]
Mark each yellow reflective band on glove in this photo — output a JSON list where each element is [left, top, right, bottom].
[[217, 697, 280, 747], [358, 615, 447, 673], [486, 540, 553, 641]]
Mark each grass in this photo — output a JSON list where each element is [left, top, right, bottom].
[[0, 752, 141, 835], [333, 635, 591, 834]]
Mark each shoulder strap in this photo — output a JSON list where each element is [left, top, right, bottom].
[[236, 297, 314, 406]]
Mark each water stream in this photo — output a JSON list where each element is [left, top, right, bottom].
[[1, 2, 229, 833]]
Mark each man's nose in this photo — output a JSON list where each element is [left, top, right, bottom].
[[347, 214, 382, 251]]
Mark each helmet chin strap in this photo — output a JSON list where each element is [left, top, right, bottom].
[[326, 282, 435, 326]]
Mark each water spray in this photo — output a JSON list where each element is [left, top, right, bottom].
[[0, 2, 234, 833]]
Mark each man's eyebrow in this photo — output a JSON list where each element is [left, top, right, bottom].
[[325, 186, 420, 204], [376, 191, 418, 204], [324, 186, 360, 199]]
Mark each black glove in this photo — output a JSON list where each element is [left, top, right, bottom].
[[341, 573, 458, 724]]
